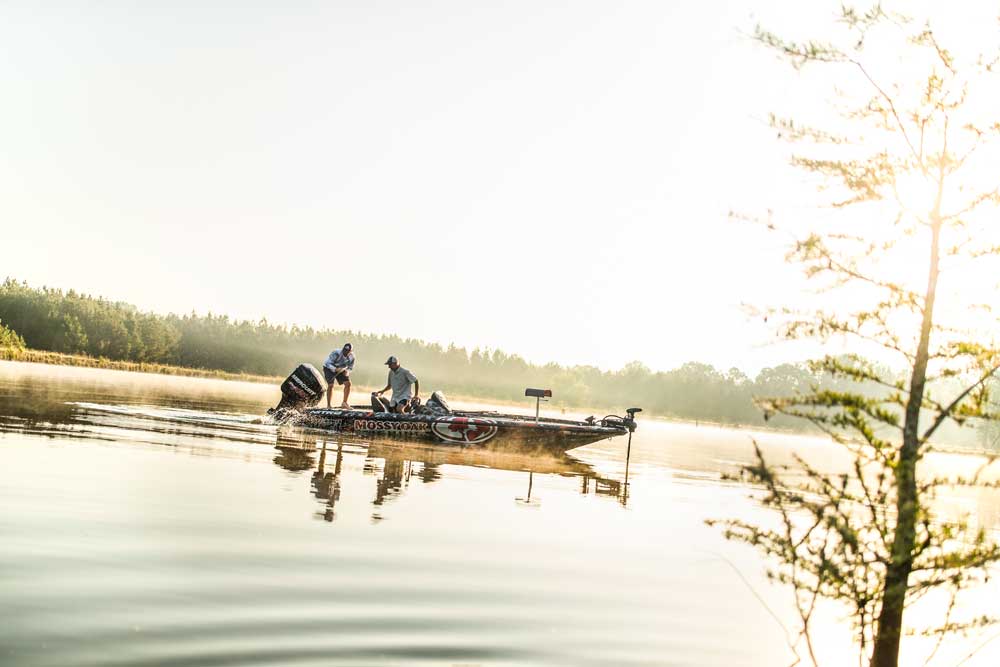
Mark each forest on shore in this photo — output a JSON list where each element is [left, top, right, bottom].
[[0, 279, 995, 447]]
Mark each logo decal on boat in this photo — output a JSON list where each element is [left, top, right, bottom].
[[352, 420, 431, 433], [431, 417, 498, 444]]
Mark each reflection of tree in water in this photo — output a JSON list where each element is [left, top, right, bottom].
[[0, 384, 81, 437]]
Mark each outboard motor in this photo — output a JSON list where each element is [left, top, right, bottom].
[[274, 363, 326, 411]]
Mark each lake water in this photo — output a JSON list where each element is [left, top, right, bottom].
[[1, 361, 997, 667]]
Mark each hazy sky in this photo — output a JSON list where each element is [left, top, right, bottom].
[[0, 1, 961, 373]]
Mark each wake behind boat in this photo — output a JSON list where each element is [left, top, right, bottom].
[[268, 364, 640, 453]]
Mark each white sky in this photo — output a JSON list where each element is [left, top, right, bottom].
[[1, 1, 986, 374]]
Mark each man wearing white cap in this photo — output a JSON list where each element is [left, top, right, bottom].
[[374, 356, 419, 413]]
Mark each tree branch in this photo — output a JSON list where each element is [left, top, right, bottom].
[[921, 364, 1000, 442]]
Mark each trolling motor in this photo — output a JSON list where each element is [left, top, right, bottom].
[[597, 407, 642, 431], [622, 408, 642, 500], [589, 408, 643, 489], [624, 407, 642, 432]]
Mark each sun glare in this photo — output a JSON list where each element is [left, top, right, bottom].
[[893, 170, 937, 221]]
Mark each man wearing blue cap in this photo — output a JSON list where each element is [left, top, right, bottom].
[[374, 356, 419, 413]]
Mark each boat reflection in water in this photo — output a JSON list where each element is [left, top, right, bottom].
[[274, 427, 631, 523]]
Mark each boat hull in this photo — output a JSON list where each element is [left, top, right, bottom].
[[282, 407, 626, 453]]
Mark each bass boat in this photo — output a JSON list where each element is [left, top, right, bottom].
[[268, 364, 640, 453]]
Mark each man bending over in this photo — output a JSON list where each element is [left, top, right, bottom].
[[323, 342, 355, 408]]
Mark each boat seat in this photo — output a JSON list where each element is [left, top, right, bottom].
[[423, 391, 451, 415]]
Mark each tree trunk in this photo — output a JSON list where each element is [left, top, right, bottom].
[[870, 216, 941, 667]]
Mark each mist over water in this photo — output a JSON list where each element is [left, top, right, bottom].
[[1, 361, 997, 666]]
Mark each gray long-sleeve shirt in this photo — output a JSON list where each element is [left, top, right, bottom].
[[324, 349, 355, 372]]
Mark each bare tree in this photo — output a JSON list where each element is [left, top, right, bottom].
[[712, 5, 1000, 666]]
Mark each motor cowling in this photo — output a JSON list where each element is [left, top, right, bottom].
[[275, 363, 326, 411]]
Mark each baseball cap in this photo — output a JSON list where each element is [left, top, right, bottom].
[[343, 343, 353, 351], [384, 355, 398, 365]]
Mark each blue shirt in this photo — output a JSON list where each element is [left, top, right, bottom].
[[324, 349, 355, 372]]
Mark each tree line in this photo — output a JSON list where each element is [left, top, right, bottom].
[[0, 278, 994, 447]]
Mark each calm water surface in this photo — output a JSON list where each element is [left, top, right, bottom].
[[1, 362, 997, 667]]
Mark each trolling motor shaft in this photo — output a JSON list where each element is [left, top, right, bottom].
[[623, 407, 641, 498], [625, 407, 642, 432]]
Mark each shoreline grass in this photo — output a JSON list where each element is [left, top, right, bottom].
[[0, 346, 282, 385]]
